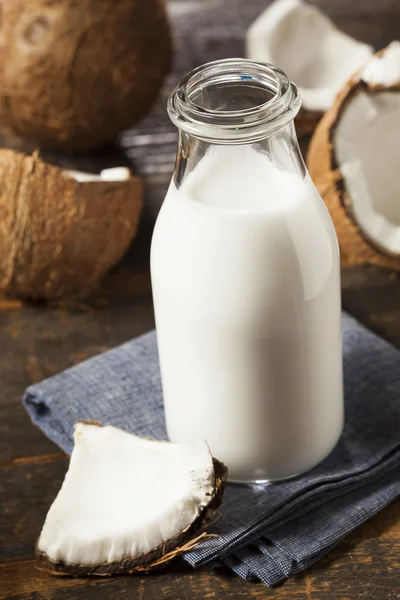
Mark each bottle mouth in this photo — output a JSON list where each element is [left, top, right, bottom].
[[168, 59, 301, 144]]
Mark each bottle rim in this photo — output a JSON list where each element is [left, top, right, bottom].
[[168, 58, 301, 144]]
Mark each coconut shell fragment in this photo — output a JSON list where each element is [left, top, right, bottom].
[[246, 0, 373, 117], [37, 457, 227, 577], [36, 423, 228, 577], [307, 43, 400, 271], [0, 0, 172, 150], [0, 150, 143, 300]]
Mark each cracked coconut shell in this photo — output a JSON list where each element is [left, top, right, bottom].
[[0, 0, 172, 150], [246, 0, 373, 134], [0, 149, 143, 300], [307, 43, 400, 271], [36, 423, 228, 577]]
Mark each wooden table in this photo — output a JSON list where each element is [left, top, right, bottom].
[[2, 1, 400, 598]]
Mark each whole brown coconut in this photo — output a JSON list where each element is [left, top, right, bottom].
[[0, 0, 172, 150], [0, 149, 143, 300]]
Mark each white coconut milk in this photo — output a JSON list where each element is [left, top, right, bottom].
[[151, 145, 343, 482]]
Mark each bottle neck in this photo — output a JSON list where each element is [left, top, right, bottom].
[[168, 58, 303, 191], [173, 121, 306, 191], [168, 58, 301, 145]]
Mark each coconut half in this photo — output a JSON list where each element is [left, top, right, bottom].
[[246, 0, 373, 113], [307, 42, 400, 270], [0, 150, 143, 300], [36, 423, 227, 576]]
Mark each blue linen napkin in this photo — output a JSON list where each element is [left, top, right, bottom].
[[23, 313, 400, 586]]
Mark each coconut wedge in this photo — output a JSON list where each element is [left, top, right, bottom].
[[246, 0, 373, 114], [36, 423, 227, 576], [307, 42, 400, 270], [0, 149, 143, 300]]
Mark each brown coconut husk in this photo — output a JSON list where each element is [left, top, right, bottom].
[[0, 0, 172, 151], [0, 149, 143, 300], [307, 47, 400, 271], [295, 108, 322, 136], [36, 457, 227, 577]]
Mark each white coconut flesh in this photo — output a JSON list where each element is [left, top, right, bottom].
[[334, 42, 400, 256], [65, 166, 131, 183], [246, 0, 373, 111], [37, 423, 215, 567]]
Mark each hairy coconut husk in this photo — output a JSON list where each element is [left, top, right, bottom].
[[36, 457, 227, 577], [0, 0, 172, 150], [307, 47, 400, 271], [0, 149, 143, 300]]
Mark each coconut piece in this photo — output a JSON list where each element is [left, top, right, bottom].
[[0, 0, 172, 150], [36, 423, 227, 576], [65, 167, 132, 183], [307, 42, 400, 270], [246, 0, 373, 114], [0, 149, 143, 300]]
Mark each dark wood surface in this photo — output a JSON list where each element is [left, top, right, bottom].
[[2, 1, 400, 598]]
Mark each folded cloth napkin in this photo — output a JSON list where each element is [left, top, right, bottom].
[[23, 313, 400, 586]]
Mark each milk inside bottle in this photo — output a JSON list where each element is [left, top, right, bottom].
[[151, 59, 344, 483]]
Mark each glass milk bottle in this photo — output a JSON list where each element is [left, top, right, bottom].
[[151, 59, 344, 483]]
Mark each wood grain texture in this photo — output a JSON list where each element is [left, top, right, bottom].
[[2, 0, 400, 598], [1, 496, 400, 599]]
